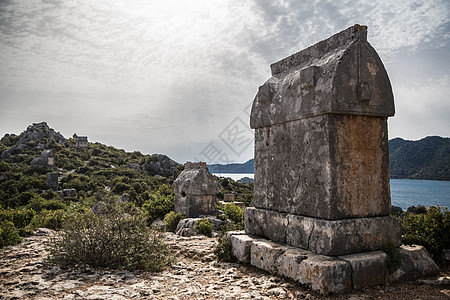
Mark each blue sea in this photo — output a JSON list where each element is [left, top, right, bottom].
[[213, 173, 450, 210]]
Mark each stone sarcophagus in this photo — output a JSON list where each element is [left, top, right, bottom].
[[173, 162, 219, 217], [245, 24, 402, 257], [227, 26, 439, 294]]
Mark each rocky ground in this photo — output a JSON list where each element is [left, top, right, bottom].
[[1, 229, 449, 300]]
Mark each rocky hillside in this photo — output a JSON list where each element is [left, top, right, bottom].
[[0, 121, 183, 213], [0, 122, 253, 249], [389, 136, 450, 181]]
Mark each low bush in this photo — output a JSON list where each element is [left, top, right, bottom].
[[0, 220, 22, 248], [195, 218, 214, 237], [27, 196, 67, 212], [46, 202, 174, 271], [220, 203, 244, 230], [214, 232, 236, 262], [31, 209, 67, 230], [381, 241, 402, 272], [142, 193, 174, 221], [401, 205, 450, 257], [164, 211, 185, 233]]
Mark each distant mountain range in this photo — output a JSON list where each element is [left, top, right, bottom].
[[389, 136, 449, 181], [207, 136, 450, 181], [207, 159, 254, 174]]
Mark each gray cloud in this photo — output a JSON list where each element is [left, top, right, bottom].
[[0, 0, 449, 163]]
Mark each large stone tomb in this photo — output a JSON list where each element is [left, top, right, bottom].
[[229, 25, 439, 294]]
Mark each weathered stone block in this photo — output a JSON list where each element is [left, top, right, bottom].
[[275, 248, 311, 280], [252, 115, 391, 220], [339, 251, 388, 289], [249, 237, 352, 294], [245, 207, 287, 243], [253, 25, 394, 128], [305, 215, 402, 256], [229, 234, 255, 264], [298, 256, 352, 294], [223, 193, 234, 202], [247, 207, 401, 256], [46, 172, 59, 188], [389, 245, 440, 282], [250, 25, 394, 220], [250, 240, 286, 273]]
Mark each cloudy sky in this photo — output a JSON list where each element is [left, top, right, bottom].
[[0, 0, 449, 164]]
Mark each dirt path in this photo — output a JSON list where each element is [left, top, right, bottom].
[[1, 229, 449, 299]]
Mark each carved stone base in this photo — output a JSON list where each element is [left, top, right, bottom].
[[228, 231, 439, 295], [245, 207, 402, 256]]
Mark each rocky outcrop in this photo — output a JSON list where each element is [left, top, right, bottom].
[[1, 122, 65, 161], [16, 122, 65, 146], [142, 154, 181, 177]]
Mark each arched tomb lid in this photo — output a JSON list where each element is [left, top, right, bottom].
[[250, 25, 394, 129]]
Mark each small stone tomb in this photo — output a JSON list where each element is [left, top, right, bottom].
[[46, 173, 59, 188], [76, 136, 88, 149], [223, 193, 235, 202], [228, 25, 439, 294], [173, 162, 219, 217]]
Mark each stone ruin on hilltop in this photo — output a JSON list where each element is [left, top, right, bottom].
[[227, 25, 439, 294]]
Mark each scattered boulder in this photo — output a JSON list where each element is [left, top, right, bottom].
[[175, 216, 231, 237]]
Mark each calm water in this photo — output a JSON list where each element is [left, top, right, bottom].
[[390, 179, 450, 210], [213, 173, 450, 210]]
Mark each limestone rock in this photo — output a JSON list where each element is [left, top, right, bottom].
[[1, 122, 65, 161], [389, 245, 440, 282], [143, 154, 180, 177], [17, 122, 66, 146], [174, 216, 230, 237], [30, 149, 55, 169]]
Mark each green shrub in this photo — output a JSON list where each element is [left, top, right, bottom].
[[46, 202, 174, 271], [0, 207, 35, 228], [195, 218, 214, 237], [0, 220, 22, 248], [381, 241, 402, 272], [401, 205, 450, 257], [221, 203, 244, 230], [142, 193, 174, 221], [31, 209, 67, 230], [214, 232, 236, 262], [164, 211, 185, 233], [27, 196, 67, 212]]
